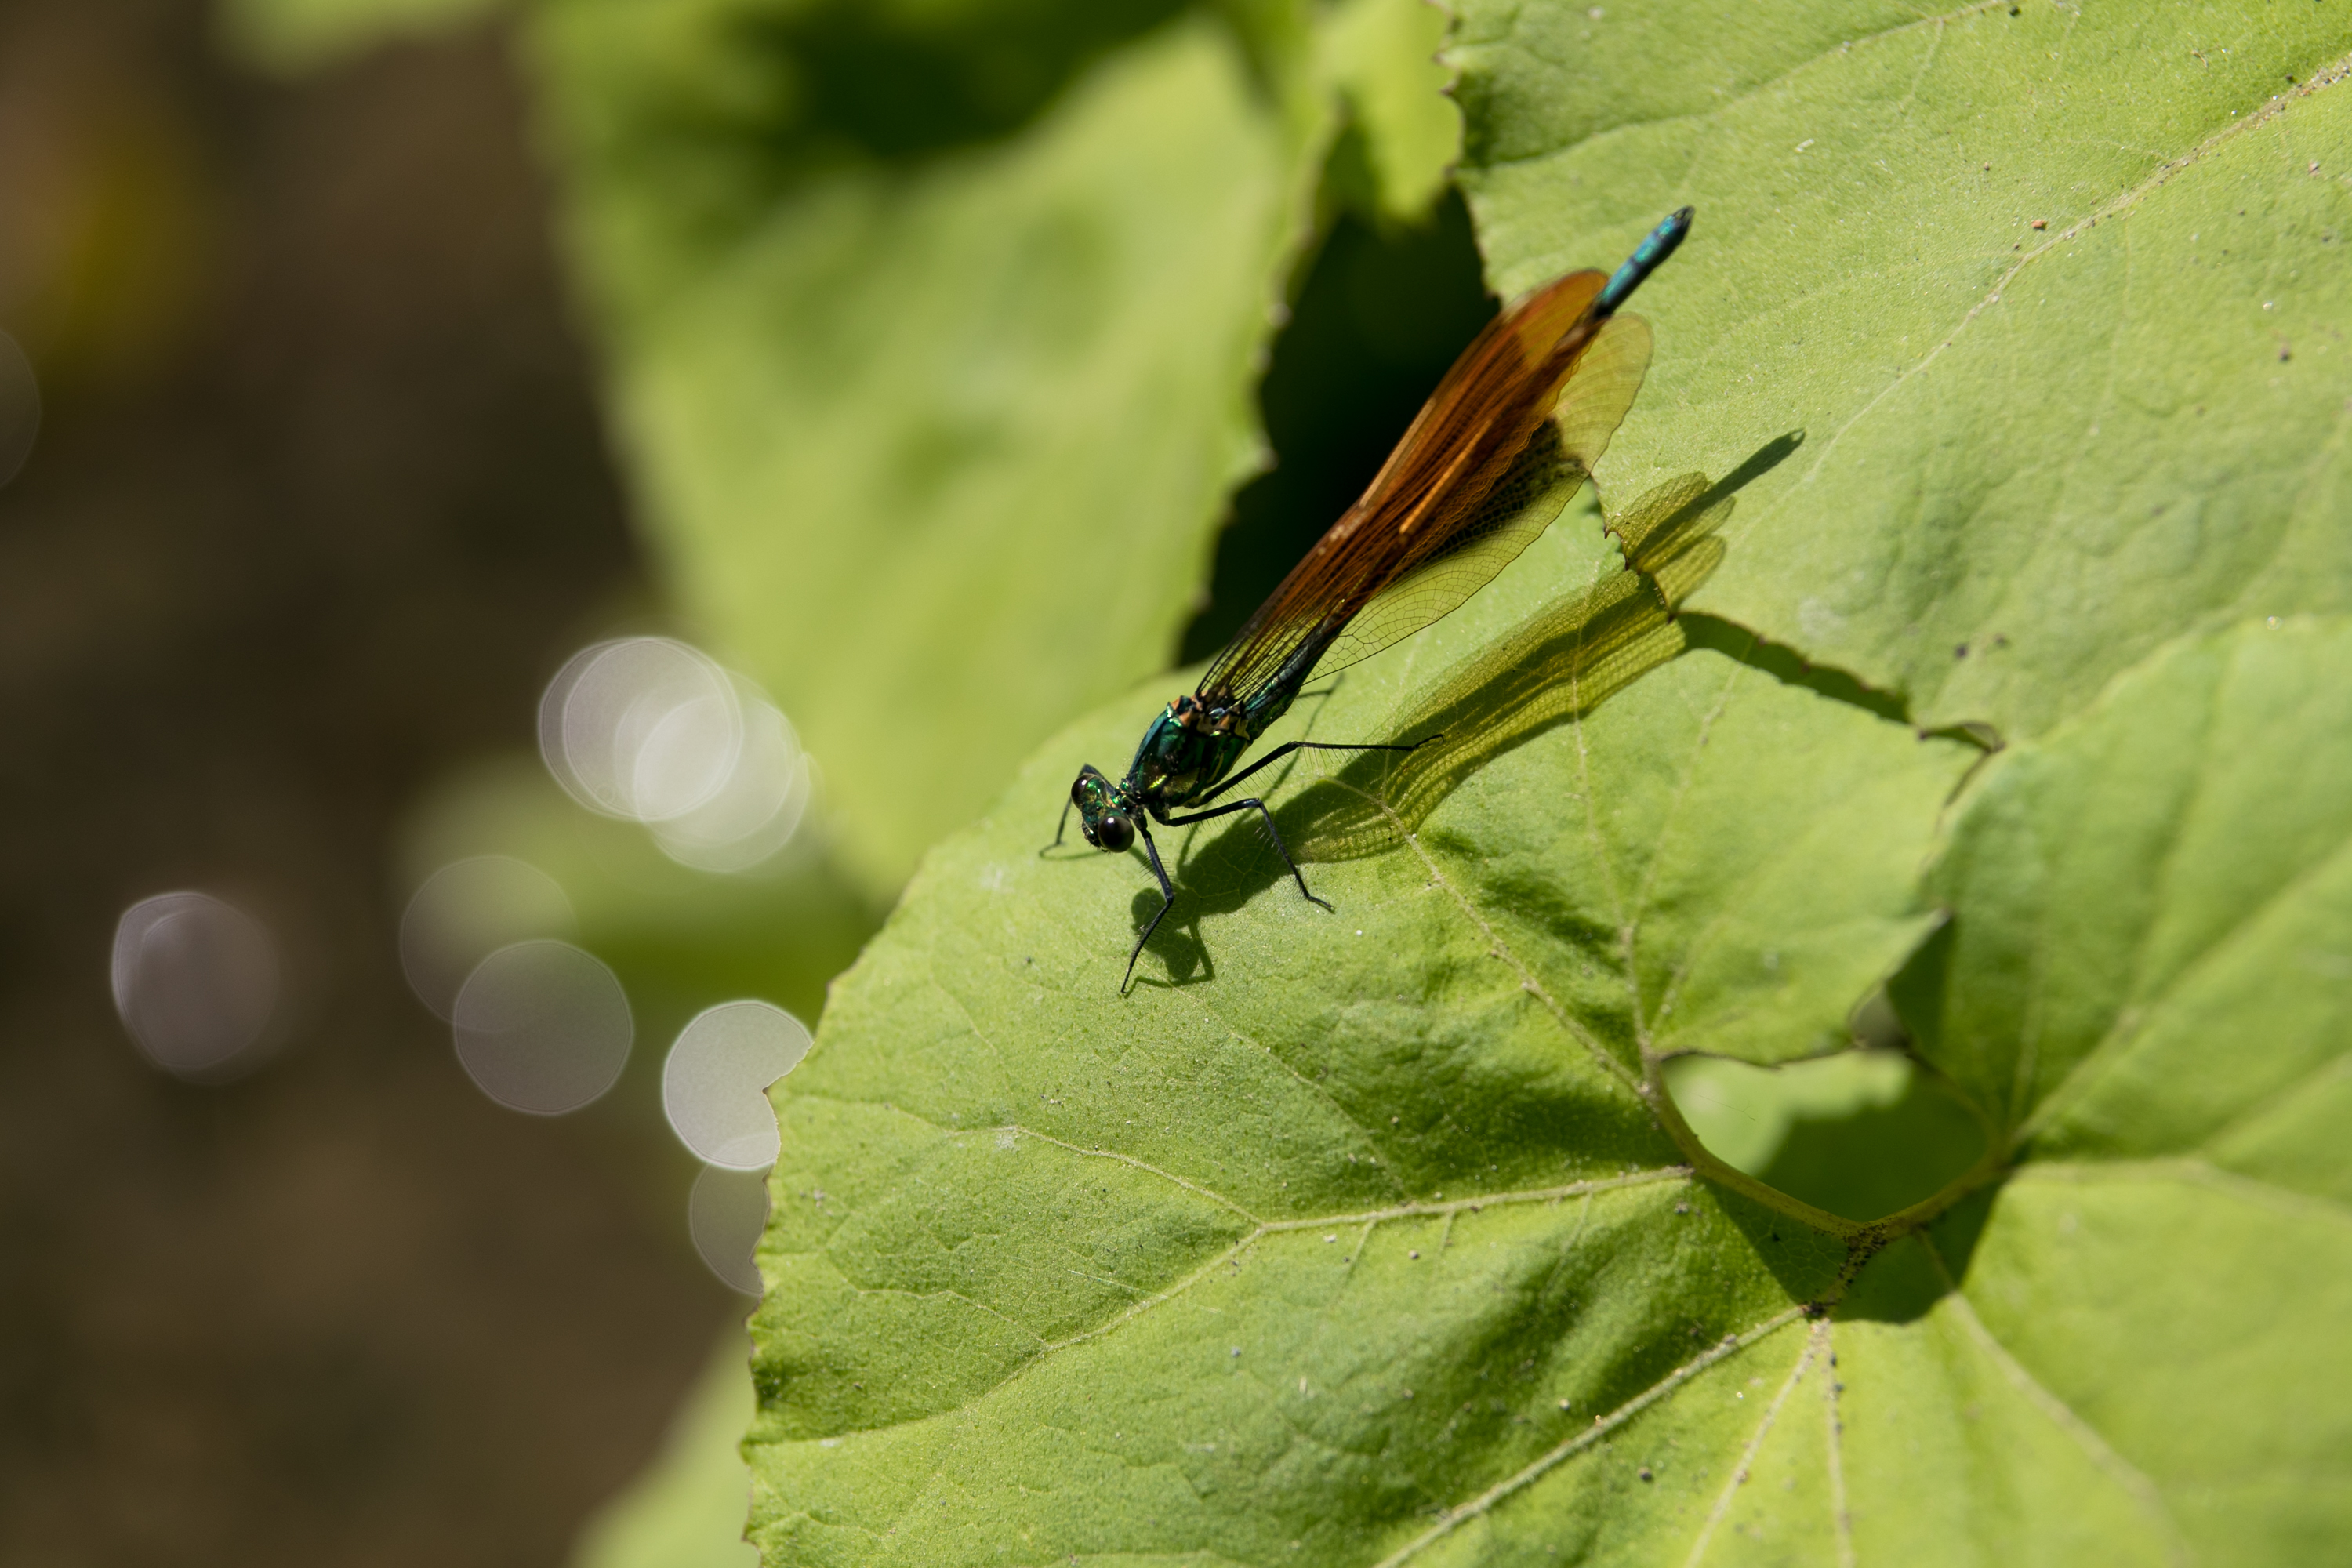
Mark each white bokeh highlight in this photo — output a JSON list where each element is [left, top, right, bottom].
[[688, 1164, 770, 1296], [111, 891, 280, 1080], [539, 637, 811, 873], [451, 938, 632, 1116], [541, 637, 738, 821], [651, 684, 812, 873], [398, 855, 575, 1021], [662, 1000, 811, 1170]]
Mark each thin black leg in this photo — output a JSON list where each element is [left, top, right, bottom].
[[1192, 735, 1438, 808], [1053, 793, 1076, 848], [1123, 823, 1179, 992], [1160, 797, 1331, 912]]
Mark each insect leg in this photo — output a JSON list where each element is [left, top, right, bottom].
[[1160, 797, 1332, 913], [1192, 735, 1439, 808], [1123, 822, 1179, 993], [1053, 793, 1076, 848]]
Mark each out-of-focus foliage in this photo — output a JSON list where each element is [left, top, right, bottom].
[[572, 1330, 760, 1568], [399, 757, 874, 1055], [224, 0, 1464, 903], [217, 0, 509, 72], [522, 0, 1462, 897]]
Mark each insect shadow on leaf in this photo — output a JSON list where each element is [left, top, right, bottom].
[[1170, 430, 1806, 892]]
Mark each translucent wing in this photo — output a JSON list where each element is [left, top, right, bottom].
[[1552, 312, 1653, 474], [1200, 270, 1650, 708], [1298, 313, 1653, 684]]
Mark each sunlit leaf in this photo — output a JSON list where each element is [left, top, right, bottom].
[[1455, 0, 2352, 745], [739, 5, 2352, 1561], [746, 496, 1980, 1561]]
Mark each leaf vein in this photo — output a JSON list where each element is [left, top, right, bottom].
[[1403, 827, 1646, 1096], [1468, 0, 2010, 175], [2016, 826, 2352, 1148], [1760, 49, 2352, 545], [1922, 1234, 2192, 1565], [1682, 1318, 1826, 1567], [1371, 1304, 1809, 1568]]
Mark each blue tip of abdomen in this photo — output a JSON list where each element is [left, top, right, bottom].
[[1596, 206, 1693, 315]]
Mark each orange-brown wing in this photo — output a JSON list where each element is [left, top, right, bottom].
[[1199, 268, 1644, 705], [1300, 313, 1652, 684]]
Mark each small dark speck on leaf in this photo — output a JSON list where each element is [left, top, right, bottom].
[[1638, 1467, 1654, 1482], [1674, 1202, 1691, 1214], [1954, 643, 1969, 659]]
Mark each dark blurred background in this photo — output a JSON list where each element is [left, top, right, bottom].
[[0, 1, 1497, 1560], [0, 2, 737, 1561]]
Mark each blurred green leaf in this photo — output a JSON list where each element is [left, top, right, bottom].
[[1322, 0, 1460, 223], [399, 756, 877, 1040], [216, 0, 507, 72], [1454, 1, 2352, 746], [572, 1329, 760, 1568], [525, 0, 1458, 897]]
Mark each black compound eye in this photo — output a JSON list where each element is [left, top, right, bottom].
[[1098, 814, 1135, 854]]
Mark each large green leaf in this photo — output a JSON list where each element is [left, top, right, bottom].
[[1454, 0, 2352, 745], [737, 5, 2352, 1559], [1846, 617, 2352, 1563], [524, 0, 1457, 895], [743, 488, 1990, 1561], [744, 597, 2352, 1562]]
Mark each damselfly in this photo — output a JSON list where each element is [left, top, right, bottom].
[[1062, 209, 1693, 988]]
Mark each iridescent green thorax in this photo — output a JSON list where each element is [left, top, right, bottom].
[[1120, 692, 1258, 817]]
